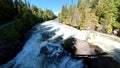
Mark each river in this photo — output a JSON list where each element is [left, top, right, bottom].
[[0, 19, 120, 68]]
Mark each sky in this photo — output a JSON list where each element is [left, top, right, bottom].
[[26, 0, 78, 15]]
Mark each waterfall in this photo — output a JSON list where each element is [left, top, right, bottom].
[[1, 19, 120, 68]]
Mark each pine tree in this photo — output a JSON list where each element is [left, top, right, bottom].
[[58, 0, 120, 34]]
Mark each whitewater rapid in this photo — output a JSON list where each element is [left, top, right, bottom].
[[1, 19, 120, 68], [0, 20, 85, 68]]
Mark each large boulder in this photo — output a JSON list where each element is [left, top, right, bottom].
[[0, 20, 120, 68], [62, 37, 107, 58]]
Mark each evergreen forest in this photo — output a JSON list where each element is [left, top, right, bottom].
[[58, 0, 120, 34], [0, 0, 56, 65]]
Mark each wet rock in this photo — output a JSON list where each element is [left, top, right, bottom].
[[62, 37, 120, 68], [62, 37, 106, 57]]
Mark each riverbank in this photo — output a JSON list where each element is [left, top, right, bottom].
[[1, 19, 120, 68], [0, 18, 56, 65]]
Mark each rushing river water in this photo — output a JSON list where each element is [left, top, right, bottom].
[[1, 19, 120, 68]]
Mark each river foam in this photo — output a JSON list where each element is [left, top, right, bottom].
[[1, 19, 120, 68]]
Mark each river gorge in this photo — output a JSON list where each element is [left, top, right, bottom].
[[1, 19, 120, 68]]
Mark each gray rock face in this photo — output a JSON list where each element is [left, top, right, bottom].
[[62, 37, 107, 58], [73, 39, 96, 55], [1, 19, 120, 68]]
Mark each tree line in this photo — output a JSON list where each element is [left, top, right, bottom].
[[0, 0, 56, 65], [58, 0, 120, 34], [0, 0, 56, 25]]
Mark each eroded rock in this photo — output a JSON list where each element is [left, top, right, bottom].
[[62, 37, 107, 58]]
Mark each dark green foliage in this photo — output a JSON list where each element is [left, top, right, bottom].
[[0, 0, 56, 65], [58, 0, 120, 34], [42, 9, 56, 21], [0, 0, 18, 24]]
